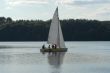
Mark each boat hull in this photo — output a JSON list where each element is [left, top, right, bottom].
[[40, 48, 68, 52]]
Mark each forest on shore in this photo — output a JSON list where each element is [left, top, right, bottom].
[[0, 17, 110, 41]]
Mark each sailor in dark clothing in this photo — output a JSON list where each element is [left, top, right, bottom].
[[52, 45, 54, 48], [42, 44, 45, 49]]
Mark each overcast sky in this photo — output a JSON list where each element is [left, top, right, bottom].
[[0, 0, 110, 21]]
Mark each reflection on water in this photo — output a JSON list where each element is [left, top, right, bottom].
[[47, 52, 65, 73], [0, 42, 110, 73]]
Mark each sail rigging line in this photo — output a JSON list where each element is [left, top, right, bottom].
[[57, 8, 60, 48]]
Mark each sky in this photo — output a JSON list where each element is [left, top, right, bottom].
[[0, 0, 110, 21]]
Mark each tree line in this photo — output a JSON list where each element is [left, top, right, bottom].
[[0, 17, 110, 41]]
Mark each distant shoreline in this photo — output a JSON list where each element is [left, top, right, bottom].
[[0, 17, 110, 41]]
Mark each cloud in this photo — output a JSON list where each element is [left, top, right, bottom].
[[93, 5, 110, 20], [6, 0, 110, 8], [56, 0, 73, 4], [74, 0, 110, 6], [6, 0, 49, 7], [57, 0, 110, 6], [4, 0, 110, 20]]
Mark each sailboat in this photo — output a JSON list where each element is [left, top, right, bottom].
[[40, 7, 67, 52]]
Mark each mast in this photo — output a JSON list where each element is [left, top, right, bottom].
[[57, 7, 60, 48]]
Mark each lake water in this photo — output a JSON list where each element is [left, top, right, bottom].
[[0, 41, 110, 73]]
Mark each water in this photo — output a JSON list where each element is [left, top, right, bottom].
[[0, 41, 110, 73]]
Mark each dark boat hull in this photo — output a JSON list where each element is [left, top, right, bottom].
[[40, 48, 68, 52]]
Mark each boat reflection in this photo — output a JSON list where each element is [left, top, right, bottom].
[[47, 52, 66, 73]]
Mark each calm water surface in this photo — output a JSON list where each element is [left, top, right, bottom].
[[0, 41, 110, 73]]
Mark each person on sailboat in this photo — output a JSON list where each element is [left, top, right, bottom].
[[52, 44, 54, 49], [54, 44, 57, 49], [48, 45, 51, 49], [42, 44, 45, 49]]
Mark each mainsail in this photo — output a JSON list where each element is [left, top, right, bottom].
[[47, 7, 66, 48]]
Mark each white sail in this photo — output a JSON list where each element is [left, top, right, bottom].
[[58, 21, 66, 48], [47, 7, 66, 48]]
